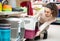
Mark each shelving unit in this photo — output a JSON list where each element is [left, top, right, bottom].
[[0, 12, 27, 41], [0, 12, 27, 15]]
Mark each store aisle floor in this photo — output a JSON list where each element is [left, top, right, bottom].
[[37, 25, 60, 41]]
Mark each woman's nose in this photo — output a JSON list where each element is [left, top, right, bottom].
[[45, 13, 48, 15], [45, 13, 49, 17]]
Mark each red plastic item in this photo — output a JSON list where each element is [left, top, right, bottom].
[[20, 1, 33, 16], [24, 30, 35, 39]]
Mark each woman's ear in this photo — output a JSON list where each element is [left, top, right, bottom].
[[52, 10, 57, 17], [51, 10, 54, 17], [51, 10, 53, 13]]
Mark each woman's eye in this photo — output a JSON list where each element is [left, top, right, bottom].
[[47, 12, 49, 13]]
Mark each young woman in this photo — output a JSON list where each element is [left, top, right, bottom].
[[34, 3, 58, 40], [25, 3, 58, 41]]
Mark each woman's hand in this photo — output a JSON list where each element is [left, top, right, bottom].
[[35, 31, 41, 37]]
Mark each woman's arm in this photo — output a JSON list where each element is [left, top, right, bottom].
[[33, 7, 45, 21], [35, 18, 56, 36]]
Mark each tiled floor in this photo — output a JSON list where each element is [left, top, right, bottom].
[[37, 25, 60, 41]]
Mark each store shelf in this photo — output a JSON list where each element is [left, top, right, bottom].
[[56, 17, 60, 20], [51, 17, 60, 25], [51, 2, 60, 4], [5, 18, 21, 21], [0, 12, 26, 15]]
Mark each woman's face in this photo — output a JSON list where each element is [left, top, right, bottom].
[[41, 7, 53, 21], [44, 7, 52, 17]]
